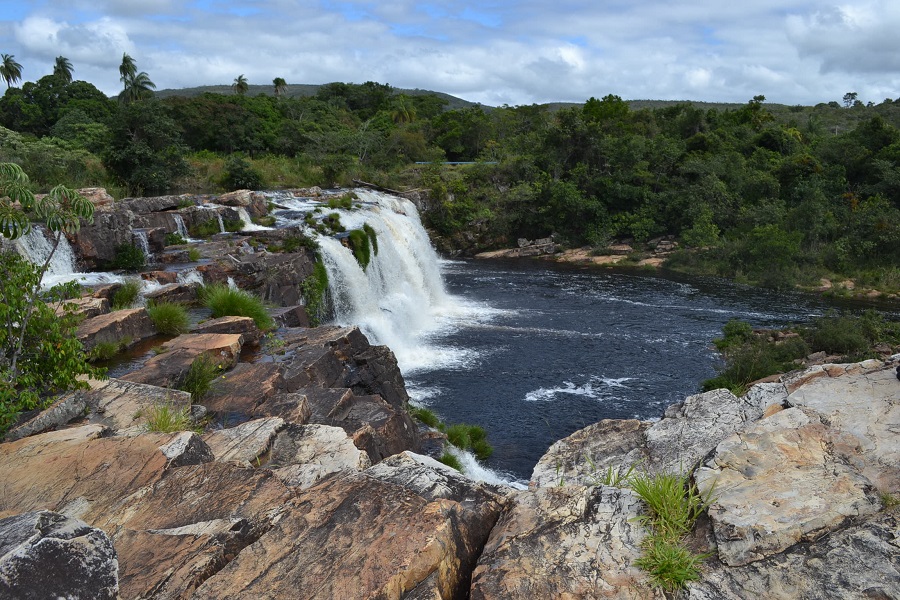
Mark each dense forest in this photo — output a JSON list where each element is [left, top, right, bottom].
[[1, 56, 899, 293]]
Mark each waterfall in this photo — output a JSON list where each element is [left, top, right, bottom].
[[236, 207, 271, 231], [200, 205, 226, 233], [133, 230, 151, 260], [315, 190, 474, 373], [173, 214, 189, 238], [176, 268, 204, 286], [14, 226, 78, 280]]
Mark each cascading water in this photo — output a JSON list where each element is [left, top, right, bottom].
[[14, 226, 78, 281], [236, 207, 271, 232], [173, 214, 190, 239], [133, 230, 151, 261]]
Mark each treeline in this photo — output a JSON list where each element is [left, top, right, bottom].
[[2, 68, 900, 291]]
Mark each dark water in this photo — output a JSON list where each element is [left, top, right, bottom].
[[406, 258, 882, 482]]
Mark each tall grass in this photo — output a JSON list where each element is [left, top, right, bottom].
[[199, 283, 275, 330], [144, 401, 193, 433], [175, 354, 220, 401], [111, 279, 142, 310], [146, 302, 190, 335]]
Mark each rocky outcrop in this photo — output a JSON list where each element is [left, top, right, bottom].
[[269, 423, 372, 489], [0, 510, 119, 600], [471, 485, 661, 599], [76, 307, 157, 352]]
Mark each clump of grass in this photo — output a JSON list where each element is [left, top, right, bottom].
[[410, 406, 440, 428], [165, 232, 187, 246], [347, 228, 372, 269], [446, 423, 493, 461], [88, 340, 126, 362], [223, 217, 243, 232], [175, 353, 221, 401], [111, 279, 142, 310], [626, 470, 715, 591], [146, 302, 190, 335], [189, 218, 222, 238], [300, 261, 329, 326], [327, 192, 355, 209], [881, 492, 900, 509], [253, 215, 277, 227], [187, 247, 202, 261], [438, 452, 463, 472], [363, 223, 378, 256], [144, 401, 192, 433], [199, 283, 275, 331]]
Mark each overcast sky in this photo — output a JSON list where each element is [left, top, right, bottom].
[[1, 0, 898, 107]]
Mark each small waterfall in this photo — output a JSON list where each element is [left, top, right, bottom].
[[200, 205, 226, 233], [236, 207, 271, 231], [173, 214, 189, 238], [13, 226, 78, 281], [227, 276, 237, 290], [133, 230, 151, 261], [176, 268, 204, 286], [316, 190, 470, 372]]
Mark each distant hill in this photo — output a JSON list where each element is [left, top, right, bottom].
[[153, 83, 480, 111]]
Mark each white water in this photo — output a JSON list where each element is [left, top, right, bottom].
[[13, 226, 123, 288], [133, 230, 151, 260], [236, 207, 271, 231], [173, 214, 189, 239], [316, 190, 485, 373]]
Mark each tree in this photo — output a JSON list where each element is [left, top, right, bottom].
[[53, 56, 73, 84], [273, 77, 287, 98], [119, 71, 156, 104], [0, 162, 100, 434], [0, 54, 23, 88], [233, 74, 248, 96], [842, 92, 858, 108], [119, 53, 137, 83]]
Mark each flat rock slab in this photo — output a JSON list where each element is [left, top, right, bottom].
[[202, 417, 285, 466], [191, 315, 262, 345], [787, 364, 900, 493], [82, 377, 192, 433], [143, 282, 199, 305], [76, 308, 156, 352], [687, 510, 900, 600], [161, 333, 244, 368], [194, 464, 503, 600], [695, 407, 881, 566], [530, 419, 649, 488], [0, 510, 118, 600], [54, 295, 110, 318], [202, 361, 283, 415], [470, 484, 661, 599], [270, 423, 371, 489]]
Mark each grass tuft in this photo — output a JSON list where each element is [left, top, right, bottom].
[[175, 354, 220, 401], [410, 406, 440, 428], [438, 452, 463, 472], [111, 279, 142, 310], [146, 302, 190, 335], [199, 283, 275, 331], [144, 401, 192, 433]]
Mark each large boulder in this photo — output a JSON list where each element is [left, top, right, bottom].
[[0, 510, 119, 600], [269, 423, 372, 489], [77, 308, 157, 352], [470, 484, 661, 599]]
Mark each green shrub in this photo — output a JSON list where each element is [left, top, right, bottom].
[[165, 232, 187, 246], [88, 340, 126, 362], [634, 536, 706, 592], [300, 261, 329, 326], [803, 311, 870, 356], [438, 452, 463, 472], [223, 217, 243, 233], [111, 279, 142, 310], [175, 353, 220, 401], [446, 423, 493, 461], [702, 336, 808, 395], [144, 401, 192, 433], [280, 233, 319, 253], [189, 218, 221, 238], [200, 283, 275, 330], [327, 192, 355, 209], [110, 243, 145, 272], [187, 247, 202, 261], [347, 228, 372, 269], [410, 406, 440, 428], [254, 215, 277, 227], [146, 302, 190, 335], [221, 154, 263, 191]]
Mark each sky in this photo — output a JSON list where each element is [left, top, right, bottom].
[[1, 0, 898, 107]]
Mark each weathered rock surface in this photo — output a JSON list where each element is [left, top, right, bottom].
[[202, 361, 283, 415], [77, 308, 157, 352], [55, 295, 110, 318], [143, 282, 199, 305], [695, 407, 881, 566], [0, 510, 119, 600], [3, 391, 89, 442], [686, 509, 900, 600], [270, 423, 372, 489], [470, 485, 661, 599], [195, 454, 506, 599], [121, 333, 243, 388], [191, 315, 262, 345], [202, 417, 284, 467]]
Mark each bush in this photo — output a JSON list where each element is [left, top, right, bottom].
[[175, 354, 220, 401], [165, 232, 187, 246], [702, 336, 808, 395], [109, 243, 145, 272], [803, 311, 871, 356], [189, 219, 222, 238], [347, 228, 372, 269], [327, 192, 355, 209], [111, 279, 142, 310], [200, 283, 275, 330], [221, 154, 263, 191], [146, 302, 190, 335], [187, 247, 202, 261]]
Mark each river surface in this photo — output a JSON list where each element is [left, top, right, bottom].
[[403, 258, 869, 483]]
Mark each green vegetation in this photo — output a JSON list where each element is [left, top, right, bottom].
[[88, 338, 131, 362], [187, 247, 202, 261], [175, 353, 220, 401], [221, 154, 262, 190], [143, 401, 193, 433], [189, 217, 222, 238], [165, 232, 187, 246], [223, 217, 243, 232], [704, 311, 900, 394], [438, 452, 464, 472], [363, 223, 378, 255], [0, 163, 102, 436], [200, 283, 275, 330], [409, 406, 440, 428], [446, 423, 493, 460], [146, 302, 190, 335], [109, 242, 145, 271], [300, 261, 329, 326], [327, 192, 356, 209], [111, 279, 142, 310], [347, 228, 373, 269]]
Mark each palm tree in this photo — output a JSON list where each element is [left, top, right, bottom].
[[233, 74, 248, 96], [273, 77, 287, 98], [119, 53, 137, 84], [0, 54, 23, 89], [390, 95, 417, 124], [119, 71, 156, 103], [53, 56, 73, 83]]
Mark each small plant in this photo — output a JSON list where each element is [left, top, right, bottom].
[[281, 233, 319, 253], [175, 353, 220, 401], [438, 452, 463, 472], [88, 340, 124, 362], [200, 283, 275, 330], [223, 217, 243, 233], [326, 192, 355, 210], [363, 223, 378, 255], [253, 215, 276, 227], [189, 218, 221, 238], [146, 302, 190, 335], [261, 333, 286, 355], [165, 232, 187, 246], [446, 423, 493, 461], [584, 456, 635, 487], [110, 243, 145, 272], [187, 247, 202, 261], [144, 401, 192, 433], [410, 406, 440, 428], [634, 535, 706, 592], [347, 228, 372, 269], [300, 261, 329, 326], [111, 279, 142, 310], [881, 492, 900, 509]]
